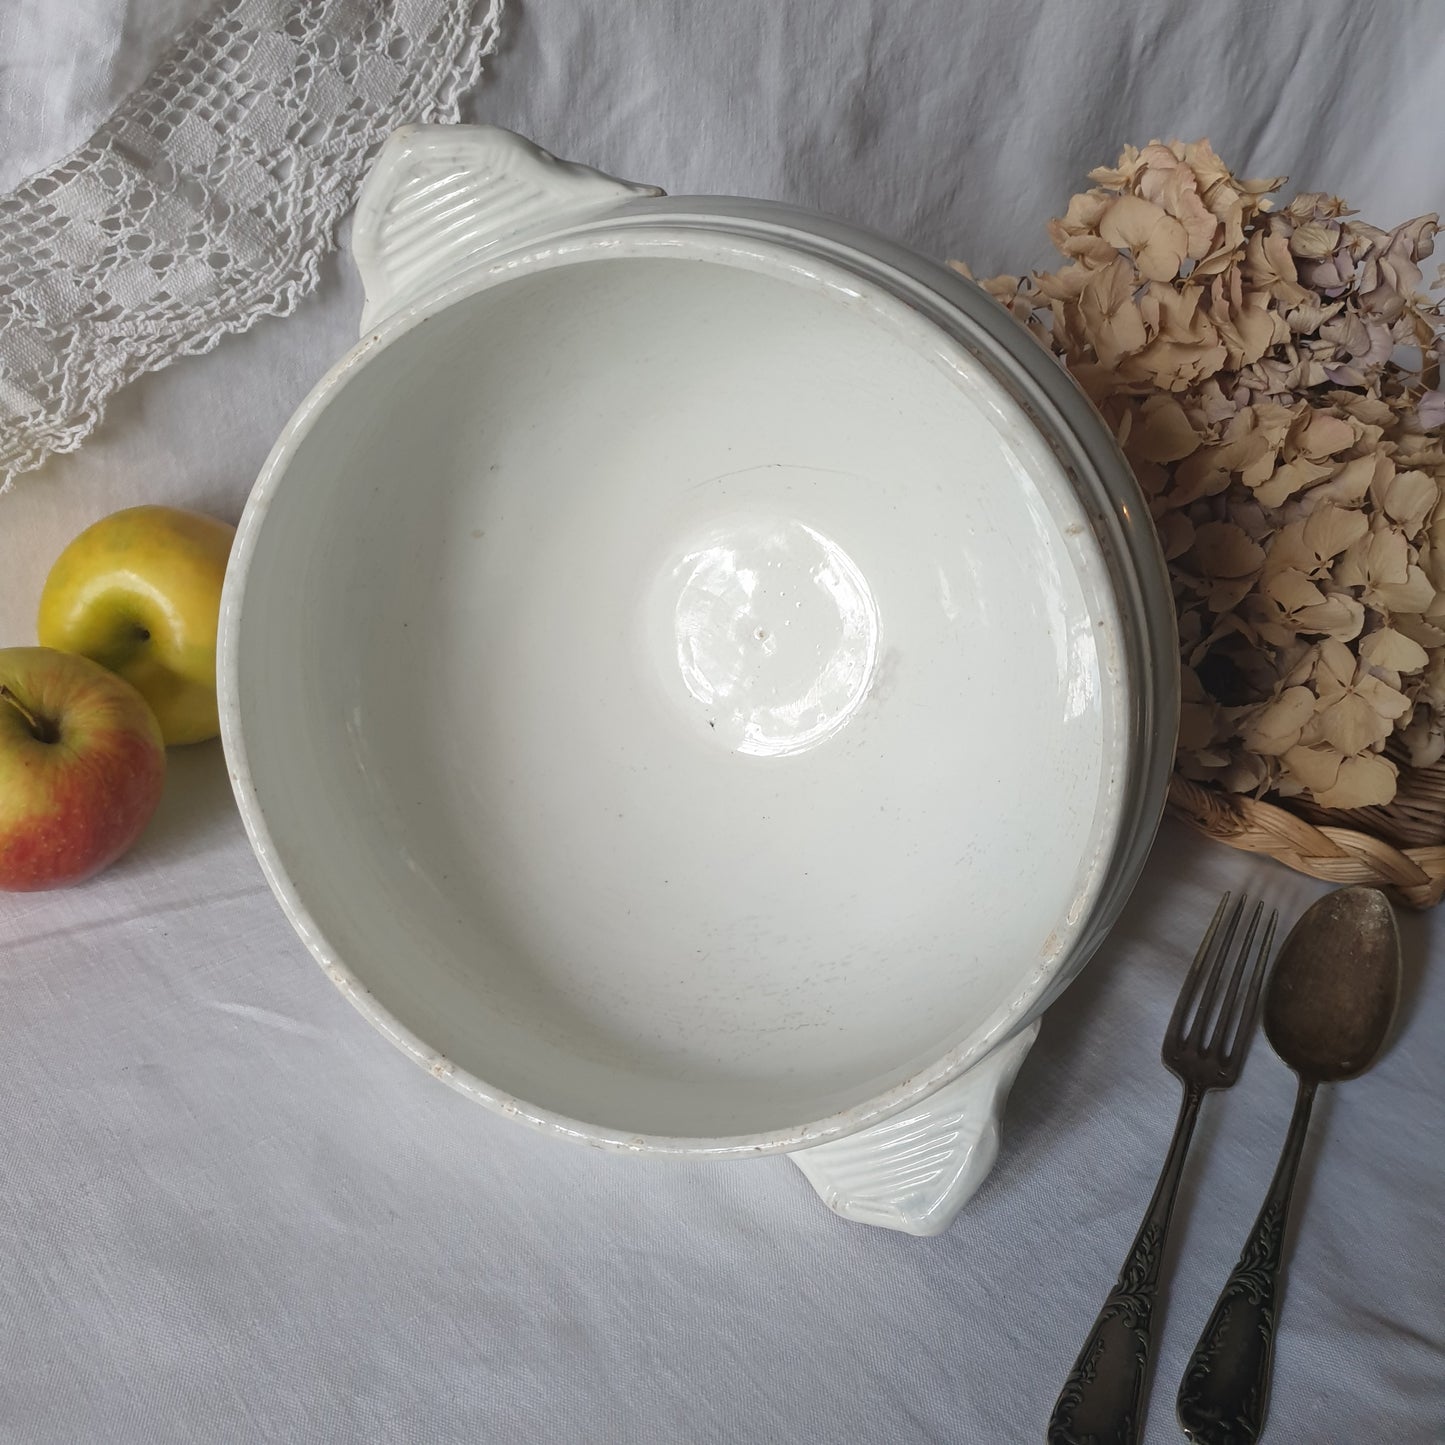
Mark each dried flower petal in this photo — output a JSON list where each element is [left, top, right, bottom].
[[1304, 455, 1375, 509], [1328, 391, 1397, 427], [1239, 686, 1316, 755], [1358, 215, 1439, 320], [1289, 220, 1340, 260], [1298, 412, 1356, 458], [1119, 334, 1228, 391], [1189, 520, 1265, 579], [1134, 145, 1218, 242], [1099, 195, 1191, 282], [1404, 711, 1445, 767], [1216, 753, 1272, 793], [1319, 691, 1392, 753], [1252, 457, 1336, 507], [1379, 470, 1439, 537], [1314, 752, 1398, 809], [1242, 229, 1312, 306], [1295, 593, 1365, 641], [1355, 672, 1413, 721], [1358, 630, 1427, 673], [1315, 639, 1359, 692], [1078, 258, 1149, 367], [1088, 148, 1146, 189], [1372, 564, 1436, 613], [1395, 614, 1445, 650], [1413, 390, 1445, 431], [1265, 568, 1325, 611], [1130, 394, 1202, 463], [1304, 505, 1371, 566], [1336, 528, 1409, 591], [1281, 743, 1343, 794]]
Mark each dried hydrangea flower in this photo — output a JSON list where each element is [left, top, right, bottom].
[[968, 141, 1444, 807]]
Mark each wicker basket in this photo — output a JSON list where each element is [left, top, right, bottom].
[[1168, 755, 1445, 908]]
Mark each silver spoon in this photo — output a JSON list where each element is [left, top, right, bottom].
[[1176, 885, 1402, 1444]]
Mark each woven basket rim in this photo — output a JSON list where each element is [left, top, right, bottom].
[[1168, 772, 1445, 908]]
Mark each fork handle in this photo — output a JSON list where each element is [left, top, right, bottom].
[[1176, 1077, 1317, 1445], [1047, 1085, 1203, 1445]]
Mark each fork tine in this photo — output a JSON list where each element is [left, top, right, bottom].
[[1206, 900, 1263, 1054], [1167, 892, 1231, 1041], [1223, 907, 1278, 1067], [1185, 894, 1246, 1048]]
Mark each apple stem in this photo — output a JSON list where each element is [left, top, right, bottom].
[[0, 684, 59, 744]]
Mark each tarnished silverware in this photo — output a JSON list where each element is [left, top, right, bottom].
[[1177, 887, 1400, 1444], [1047, 894, 1278, 1445]]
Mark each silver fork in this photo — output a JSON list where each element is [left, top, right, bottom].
[[1045, 894, 1278, 1445]]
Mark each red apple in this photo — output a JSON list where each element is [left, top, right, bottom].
[[0, 646, 166, 891]]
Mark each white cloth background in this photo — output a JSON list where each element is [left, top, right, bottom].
[[2, 2, 1443, 1441]]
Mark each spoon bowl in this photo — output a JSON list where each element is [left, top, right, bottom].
[[1263, 885, 1401, 1083]]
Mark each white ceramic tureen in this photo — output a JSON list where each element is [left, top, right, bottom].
[[219, 125, 1177, 1235]]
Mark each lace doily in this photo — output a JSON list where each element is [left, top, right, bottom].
[[0, 0, 505, 491]]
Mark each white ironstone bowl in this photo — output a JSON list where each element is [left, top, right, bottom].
[[218, 126, 1176, 1234]]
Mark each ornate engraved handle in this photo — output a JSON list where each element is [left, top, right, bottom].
[[1176, 1079, 1317, 1445], [1047, 1086, 1203, 1445]]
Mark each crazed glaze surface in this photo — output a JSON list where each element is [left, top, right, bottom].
[[219, 127, 1176, 1230]]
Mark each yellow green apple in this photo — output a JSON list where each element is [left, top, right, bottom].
[[0, 646, 166, 891], [37, 505, 236, 745]]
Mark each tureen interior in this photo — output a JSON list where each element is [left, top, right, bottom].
[[231, 244, 1124, 1142]]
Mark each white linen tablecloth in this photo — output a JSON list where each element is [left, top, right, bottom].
[[2, 3, 1443, 1440]]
